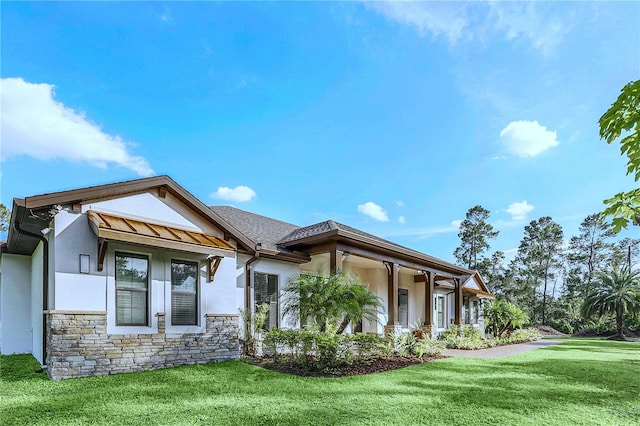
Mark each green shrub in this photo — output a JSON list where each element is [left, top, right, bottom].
[[351, 333, 387, 358], [414, 337, 446, 357], [441, 325, 487, 349], [500, 328, 542, 344]]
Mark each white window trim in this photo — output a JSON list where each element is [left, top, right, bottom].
[[434, 294, 446, 331], [253, 271, 280, 330], [165, 255, 206, 334], [106, 245, 157, 334]]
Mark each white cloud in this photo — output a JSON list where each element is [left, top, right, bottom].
[[506, 201, 534, 221], [398, 216, 406, 224], [357, 201, 389, 222], [0, 78, 154, 176], [159, 6, 173, 25], [499, 120, 559, 157], [367, 1, 468, 44], [367, 1, 571, 52], [488, 1, 570, 54], [394, 200, 405, 207], [210, 186, 256, 203]]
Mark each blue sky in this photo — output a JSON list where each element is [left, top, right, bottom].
[[1, 1, 638, 263]]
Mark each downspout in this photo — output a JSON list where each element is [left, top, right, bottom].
[[13, 218, 49, 368], [243, 247, 260, 354], [244, 250, 260, 312]]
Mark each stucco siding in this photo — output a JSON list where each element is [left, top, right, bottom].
[[54, 273, 106, 311], [80, 192, 223, 236], [31, 243, 44, 364], [0, 254, 32, 354]]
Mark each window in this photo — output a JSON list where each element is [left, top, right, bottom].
[[171, 260, 199, 326], [255, 273, 278, 330], [435, 295, 445, 328], [398, 288, 409, 328], [464, 300, 471, 324], [473, 300, 479, 324], [115, 252, 149, 326]]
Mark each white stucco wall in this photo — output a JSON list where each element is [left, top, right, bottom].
[[207, 256, 238, 315], [31, 243, 44, 364], [0, 254, 32, 355], [82, 192, 221, 235]]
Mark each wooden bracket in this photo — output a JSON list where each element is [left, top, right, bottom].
[[383, 261, 393, 275], [208, 256, 223, 282], [97, 239, 108, 272]]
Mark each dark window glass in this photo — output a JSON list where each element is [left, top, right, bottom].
[[115, 253, 149, 326], [171, 260, 198, 325], [254, 273, 278, 330], [398, 288, 409, 328], [436, 296, 445, 328]]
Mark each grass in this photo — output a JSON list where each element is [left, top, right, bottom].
[[1, 339, 638, 425]]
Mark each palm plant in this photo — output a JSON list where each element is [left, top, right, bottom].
[[282, 271, 383, 334], [336, 276, 384, 334], [581, 265, 640, 338], [484, 299, 528, 338]]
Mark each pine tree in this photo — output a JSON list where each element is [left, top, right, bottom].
[[453, 205, 499, 271]]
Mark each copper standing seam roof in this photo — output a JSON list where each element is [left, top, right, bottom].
[[87, 210, 236, 256]]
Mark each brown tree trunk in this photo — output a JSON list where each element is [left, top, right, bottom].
[[336, 316, 350, 334]]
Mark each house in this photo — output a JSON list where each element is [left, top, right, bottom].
[[212, 206, 494, 336], [0, 176, 493, 380]]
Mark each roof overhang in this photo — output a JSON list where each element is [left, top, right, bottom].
[[282, 229, 473, 277], [5, 200, 52, 255], [463, 287, 495, 299], [461, 271, 494, 297], [87, 210, 236, 257]]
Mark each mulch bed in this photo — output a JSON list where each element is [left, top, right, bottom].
[[572, 327, 640, 339], [245, 355, 444, 378]]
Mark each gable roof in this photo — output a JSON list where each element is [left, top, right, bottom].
[[280, 219, 473, 277], [6, 176, 253, 255], [462, 271, 494, 297], [212, 206, 476, 277]]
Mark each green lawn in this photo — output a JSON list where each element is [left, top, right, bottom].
[[1, 339, 638, 425]]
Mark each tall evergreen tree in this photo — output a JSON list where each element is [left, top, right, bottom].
[[565, 213, 615, 296], [610, 237, 640, 269], [453, 205, 499, 271], [514, 217, 564, 325], [478, 251, 506, 294]]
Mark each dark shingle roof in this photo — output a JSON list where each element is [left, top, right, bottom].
[[210, 206, 471, 276], [280, 219, 435, 260], [209, 205, 300, 253]]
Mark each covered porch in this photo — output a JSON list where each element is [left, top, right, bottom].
[[293, 236, 494, 338]]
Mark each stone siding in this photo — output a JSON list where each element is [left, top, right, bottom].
[[46, 311, 239, 380]]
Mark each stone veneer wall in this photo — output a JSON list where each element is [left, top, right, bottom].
[[46, 311, 239, 380]]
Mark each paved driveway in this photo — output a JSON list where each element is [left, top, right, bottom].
[[443, 339, 563, 359]]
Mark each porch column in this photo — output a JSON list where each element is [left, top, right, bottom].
[[422, 271, 434, 335], [454, 278, 463, 325], [384, 261, 399, 333], [329, 250, 337, 274]]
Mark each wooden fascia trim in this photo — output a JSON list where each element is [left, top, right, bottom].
[[280, 230, 340, 248]]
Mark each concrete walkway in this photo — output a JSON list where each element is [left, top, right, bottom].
[[444, 339, 563, 359]]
